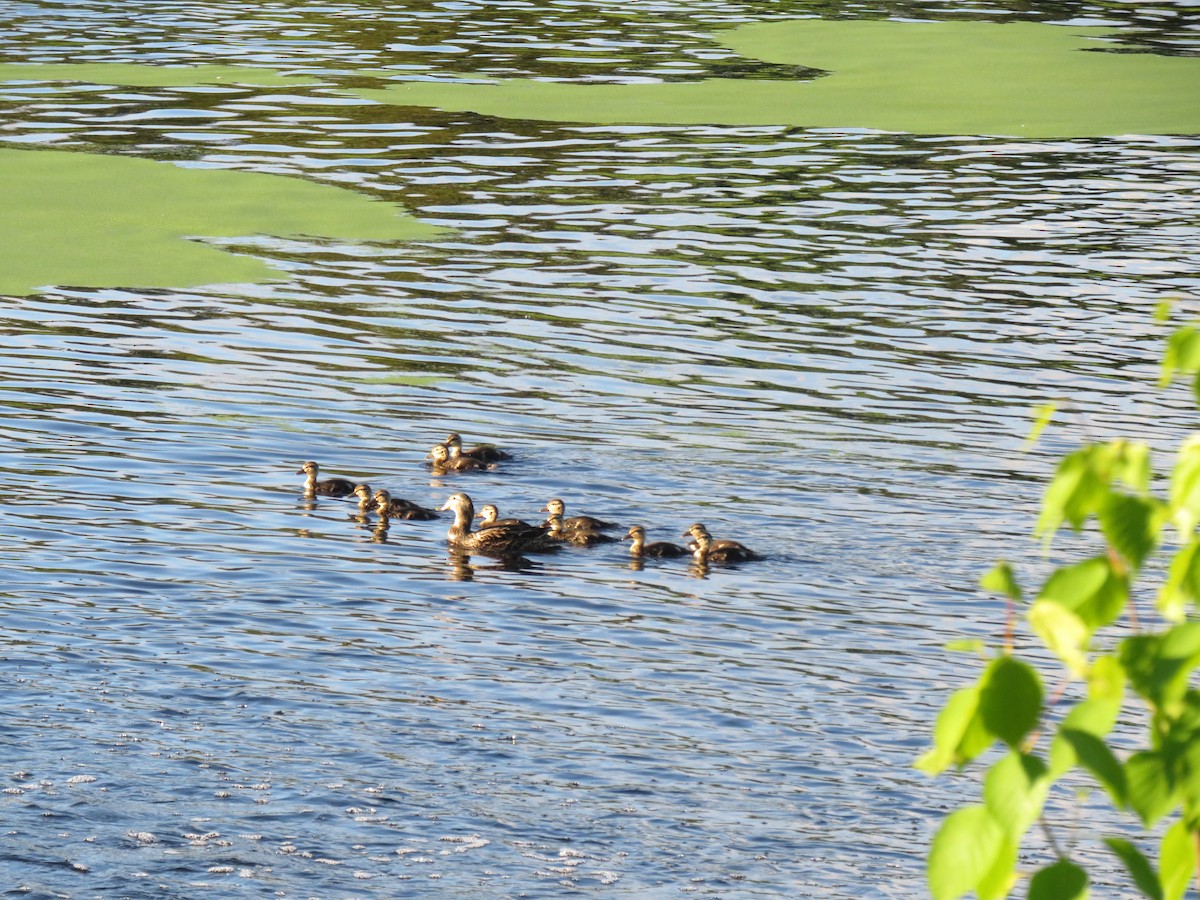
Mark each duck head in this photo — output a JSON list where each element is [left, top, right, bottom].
[[438, 492, 475, 517]]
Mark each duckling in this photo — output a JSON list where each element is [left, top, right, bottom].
[[373, 488, 439, 521], [351, 483, 376, 515], [298, 461, 356, 498], [446, 432, 511, 463], [427, 443, 492, 472], [625, 525, 688, 558], [683, 523, 761, 563], [546, 513, 618, 546], [438, 492, 557, 556], [541, 498, 617, 533], [476, 503, 527, 530]]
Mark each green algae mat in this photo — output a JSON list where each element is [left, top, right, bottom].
[[0, 62, 317, 87], [0, 149, 445, 296], [354, 20, 1200, 138]]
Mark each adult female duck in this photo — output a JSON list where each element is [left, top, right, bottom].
[[438, 492, 556, 556]]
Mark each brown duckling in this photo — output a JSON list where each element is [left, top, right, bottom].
[[374, 488, 439, 521], [546, 513, 618, 546], [438, 492, 557, 556], [427, 443, 493, 472], [298, 461, 356, 498], [541, 498, 617, 533], [351, 483, 376, 515], [625, 525, 688, 558], [476, 503, 527, 530], [683, 523, 762, 563], [446, 432, 511, 463]]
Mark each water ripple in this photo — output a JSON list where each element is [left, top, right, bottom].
[[1, 1, 1198, 895]]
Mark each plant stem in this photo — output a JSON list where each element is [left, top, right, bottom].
[[1106, 545, 1140, 633], [1039, 815, 1066, 859], [1193, 828, 1200, 897], [1004, 594, 1015, 655]]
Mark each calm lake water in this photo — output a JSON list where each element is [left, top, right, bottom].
[[2, 1, 1199, 896]]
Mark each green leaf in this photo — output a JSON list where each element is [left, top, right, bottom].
[[1029, 600, 1090, 678], [1160, 819, 1197, 900], [1059, 729, 1128, 806], [1114, 441, 1151, 493], [984, 752, 1050, 840], [1169, 435, 1200, 537], [1087, 655, 1126, 706], [1154, 298, 1175, 323], [1051, 695, 1125, 777], [1159, 540, 1200, 622], [1037, 556, 1129, 633], [1105, 837, 1164, 900], [1023, 401, 1058, 449], [981, 561, 1022, 601], [928, 805, 1005, 900], [1100, 494, 1165, 572], [1028, 859, 1090, 900], [980, 657, 1043, 749], [1162, 623, 1200, 656], [1121, 625, 1200, 713], [1162, 325, 1200, 388], [1037, 449, 1107, 538], [1036, 441, 1151, 540], [1170, 694, 1200, 822], [1064, 697, 1123, 735], [975, 835, 1018, 900], [1127, 751, 1179, 827], [1040, 557, 1111, 607], [916, 684, 989, 775]]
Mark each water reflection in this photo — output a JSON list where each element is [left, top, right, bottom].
[[443, 548, 545, 582], [371, 517, 390, 544]]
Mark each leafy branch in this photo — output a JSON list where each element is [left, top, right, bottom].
[[917, 318, 1200, 899]]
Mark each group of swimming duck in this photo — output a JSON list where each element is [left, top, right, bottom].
[[297, 433, 762, 565]]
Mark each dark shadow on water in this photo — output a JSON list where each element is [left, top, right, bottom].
[[444, 548, 548, 582]]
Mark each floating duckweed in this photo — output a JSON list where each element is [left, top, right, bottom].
[[0, 148, 446, 296], [351, 20, 1200, 138]]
